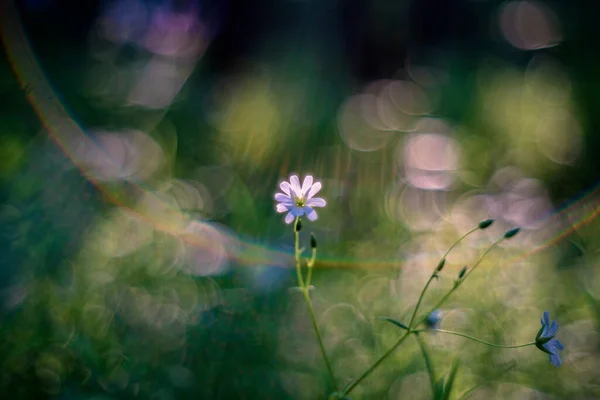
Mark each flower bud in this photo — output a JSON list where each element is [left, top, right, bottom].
[[458, 266, 467, 279], [478, 219, 495, 229], [425, 310, 441, 329], [295, 218, 302, 232], [435, 258, 446, 272], [310, 233, 317, 249], [503, 227, 520, 239]]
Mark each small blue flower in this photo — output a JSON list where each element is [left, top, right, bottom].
[[425, 310, 441, 329], [535, 311, 564, 367], [274, 175, 326, 224]]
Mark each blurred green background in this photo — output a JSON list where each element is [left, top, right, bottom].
[[1, 0, 600, 398]]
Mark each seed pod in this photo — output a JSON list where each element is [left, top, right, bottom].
[[436, 258, 446, 272], [310, 233, 317, 249], [295, 219, 302, 232], [503, 227, 520, 239], [478, 219, 495, 229]]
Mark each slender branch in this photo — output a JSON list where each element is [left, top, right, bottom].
[[408, 227, 479, 329], [414, 329, 536, 349], [416, 239, 503, 327], [293, 217, 336, 388], [294, 217, 305, 289], [342, 225, 485, 397], [342, 332, 410, 396], [302, 290, 337, 388], [462, 240, 502, 281]]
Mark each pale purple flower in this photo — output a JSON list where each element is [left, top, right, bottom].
[[275, 175, 326, 224], [535, 311, 564, 367]]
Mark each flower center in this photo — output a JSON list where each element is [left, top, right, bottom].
[[294, 196, 305, 207]]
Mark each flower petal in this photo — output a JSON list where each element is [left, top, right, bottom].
[[306, 197, 326, 208], [290, 175, 302, 196], [301, 175, 313, 195], [279, 181, 292, 196], [547, 321, 558, 337], [543, 311, 550, 326], [549, 353, 562, 367], [306, 181, 322, 199], [542, 342, 557, 356], [276, 203, 289, 213], [304, 206, 318, 221], [284, 211, 295, 224], [540, 324, 550, 339], [290, 206, 305, 217], [550, 339, 564, 351], [275, 193, 293, 203]]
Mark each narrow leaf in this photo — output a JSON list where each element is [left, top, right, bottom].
[[442, 358, 461, 400], [377, 317, 409, 331], [434, 377, 445, 400]]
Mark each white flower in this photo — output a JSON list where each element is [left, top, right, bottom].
[[274, 175, 326, 224]]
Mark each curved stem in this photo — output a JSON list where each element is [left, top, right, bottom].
[[414, 329, 536, 349], [342, 225, 484, 397], [415, 239, 503, 327], [302, 290, 337, 388], [293, 217, 336, 388], [342, 332, 410, 396], [462, 240, 501, 281], [408, 227, 479, 329]]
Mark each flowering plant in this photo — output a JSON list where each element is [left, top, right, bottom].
[[276, 174, 564, 399]]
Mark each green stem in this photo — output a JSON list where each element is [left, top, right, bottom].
[[462, 240, 501, 281], [408, 227, 479, 329], [342, 225, 484, 397], [294, 218, 305, 289], [293, 217, 336, 388], [416, 239, 503, 327], [302, 289, 337, 388], [342, 332, 411, 396], [414, 329, 536, 349]]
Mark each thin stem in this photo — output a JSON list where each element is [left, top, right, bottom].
[[294, 217, 305, 289], [342, 226, 483, 397], [463, 240, 502, 281], [416, 239, 503, 327], [302, 289, 337, 388], [305, 265, 313, 289], [414, 329, 536, 349], [342, 332, 411, 396], [415, 334, 437, 395], [408, 227, 479, 329], [293, 217, 336, 388]]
